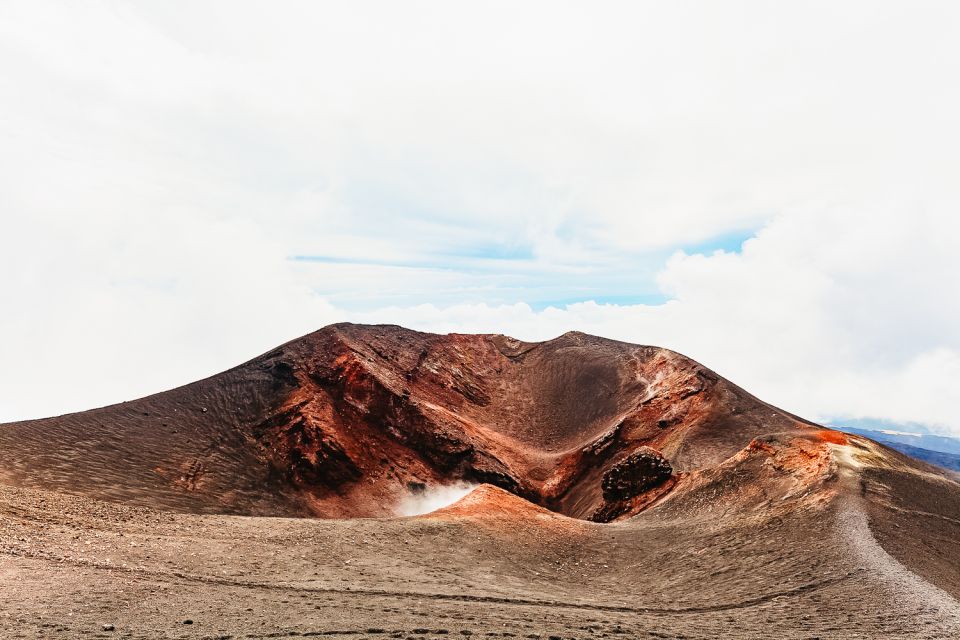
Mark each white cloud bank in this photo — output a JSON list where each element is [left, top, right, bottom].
[[1, 2, 959, 435], [356, 207, 960, 434]]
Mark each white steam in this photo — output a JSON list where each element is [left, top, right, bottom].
[[396, 482, 477, 516]]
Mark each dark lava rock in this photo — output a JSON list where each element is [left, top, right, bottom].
[[601, 447, 672, 502]]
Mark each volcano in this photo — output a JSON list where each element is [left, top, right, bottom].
[[1, 323, 958, 638]]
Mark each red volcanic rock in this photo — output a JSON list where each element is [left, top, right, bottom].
[[593, 447, 673, 521], [0, 323, 842, 521], [600, 446, 673, 502], [425, 484, 571, 522]]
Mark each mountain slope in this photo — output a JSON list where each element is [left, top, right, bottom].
[[0, 323, 819, 520]]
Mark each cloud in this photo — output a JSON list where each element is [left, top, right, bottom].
[[1, 2, 959, 437], [353, 206, 960, 435]]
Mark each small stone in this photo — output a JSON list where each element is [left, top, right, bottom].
[[101, 624, 115, 631], [183, 619, 194, 625]]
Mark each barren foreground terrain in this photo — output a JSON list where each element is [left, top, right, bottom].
[[1, 324, 958, 638]]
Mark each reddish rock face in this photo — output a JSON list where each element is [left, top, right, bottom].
[[0, 323, 832, 520]]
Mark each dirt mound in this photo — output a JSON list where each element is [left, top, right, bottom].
[[426, 483, 572, 521]]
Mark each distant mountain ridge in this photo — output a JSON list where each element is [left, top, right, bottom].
[[839, 426, 960, 473]]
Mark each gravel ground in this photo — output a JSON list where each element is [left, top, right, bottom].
[[2, 461, 958, 639]]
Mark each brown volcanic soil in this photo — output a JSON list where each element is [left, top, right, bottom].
[[0, 323, 959, 638]]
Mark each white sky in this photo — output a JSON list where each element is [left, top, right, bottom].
[[2, 1, 960, 435]]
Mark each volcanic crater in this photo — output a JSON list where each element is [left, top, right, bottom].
[[1, 323, 958, 638], [0, 324, 817, 522]]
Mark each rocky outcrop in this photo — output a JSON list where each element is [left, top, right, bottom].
[[585, 447, 675, 522], [601, 447, 674, 502]]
